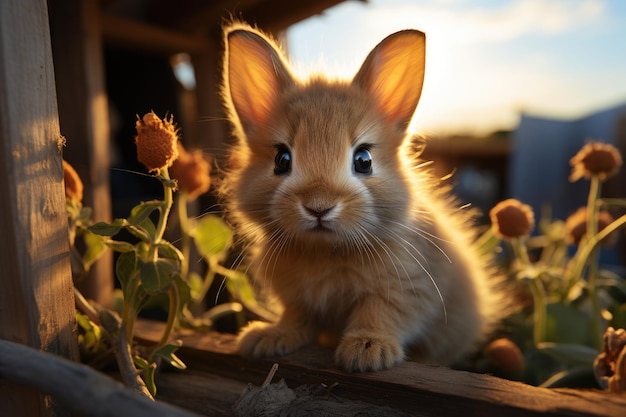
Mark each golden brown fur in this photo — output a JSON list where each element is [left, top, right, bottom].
[[220, 22, 505, 372]]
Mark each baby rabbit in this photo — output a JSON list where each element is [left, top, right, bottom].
[[220, 22, 505, 372]]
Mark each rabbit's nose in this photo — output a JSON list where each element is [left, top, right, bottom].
[[304, 206, 334, 219]]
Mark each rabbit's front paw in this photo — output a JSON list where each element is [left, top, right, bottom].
[[237, 321, 310, 358], [335, 330, 404, 372]]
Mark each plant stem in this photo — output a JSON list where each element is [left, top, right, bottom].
[[586, 174, 602, 349], [511, 237, 547, 345], [177, 192, 191, 279], [74, 287, 100, 325], [155, 284, 179, 355], [151, 168, 174, 259], [114, 323, 153, 400]]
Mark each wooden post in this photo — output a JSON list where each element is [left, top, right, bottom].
[[0, 1, 79, 416], [49, 0, 114, 306]]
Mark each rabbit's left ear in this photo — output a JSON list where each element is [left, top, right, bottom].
[[353, 30, 425, 129]]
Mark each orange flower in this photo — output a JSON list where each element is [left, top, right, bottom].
[[170, 143, 211, 201], [135, 112, 179, 173], [565, 207, 616, 246], [484, 338, 524, 375], [569, 141, 622, 182], [63, 160, 83, 203], [490, 199, 535, 240]]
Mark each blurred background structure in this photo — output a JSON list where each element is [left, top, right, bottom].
[[47, 0, 626, 303]]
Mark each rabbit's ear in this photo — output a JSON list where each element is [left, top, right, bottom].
[[353, 30, 425, 129], [225, 28, 293, 133]]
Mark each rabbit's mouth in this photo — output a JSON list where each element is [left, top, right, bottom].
[[311, 221, 333, 233]]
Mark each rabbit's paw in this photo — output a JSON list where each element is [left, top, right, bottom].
[[237, 321, 310, 358], [335, 330, 404, 372]]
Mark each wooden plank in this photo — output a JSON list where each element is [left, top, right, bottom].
[[0, 339, 202, 417], [49, 0, 114, 305], [135, 320, 626, 417], [0, 0, 79, 416], [101, 13, 210, 55]]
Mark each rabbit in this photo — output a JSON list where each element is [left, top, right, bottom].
[[219, 22, 505, 372]]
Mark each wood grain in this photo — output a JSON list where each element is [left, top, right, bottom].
[[135, 320, 626, 416], [0, 1, 78, 415]]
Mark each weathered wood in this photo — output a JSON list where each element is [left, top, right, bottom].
[[101, 13, 210, 55], [50, 0, 114, 306], [0, 340, 202, 417], [135, 320, 626, 417], [0, 0, 78, 415]]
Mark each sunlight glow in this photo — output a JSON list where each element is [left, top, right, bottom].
[[287, 0, 626, 136]]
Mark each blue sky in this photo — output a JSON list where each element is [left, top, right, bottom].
[[287, 0, 626, 136]]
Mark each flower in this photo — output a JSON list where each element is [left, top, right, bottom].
[[564, 207, 616, 246], [63, 160, 83, 203], [489, 199, 535, 239], [569, 141, 622, 182], [484, 338, 524, 375], [170, 143, 211, 201], [135, 112, 179, 173], [593, 327, 626, 393]]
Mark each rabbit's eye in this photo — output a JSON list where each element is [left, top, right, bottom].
[[274, 145, 291, 175], [353, 147, 372, 175]]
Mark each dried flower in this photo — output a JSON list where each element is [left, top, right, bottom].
[[484, 338, 524, 375], [489, 199, 535, 239], [63, 160, 83, 203], [564, 207, 616, 246], [170, 143, 211, 201], [594, 327, 626, 393], [135, 112, 179, 173], [569, 141, 622, 182]]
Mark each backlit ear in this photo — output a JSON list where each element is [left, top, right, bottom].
[[353, 30, 426, 129], [224, 28, 293, 134]]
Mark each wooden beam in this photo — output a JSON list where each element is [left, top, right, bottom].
[[135, 320, 626, 417], [50, 0, 114, 306], [0, 0, 79, 415], [101, 13, 210, 55]]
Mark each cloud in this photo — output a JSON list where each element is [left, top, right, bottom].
[[286, 0, 621, 135], [363, 0, 606, 46]]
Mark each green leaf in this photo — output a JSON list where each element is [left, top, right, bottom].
[[82, 230, 106, 270], [126, 217, 157, 243], [545, 302, 593, 345], [537, 342, 598, 367], [89, 219, 126, 236], [140, 362, 158, 397], [152, 340, 187, 370], [202, 302, 243, 321], [106, 240, 136, 253], [186, 272, 204, 301], [224, 270, 257, 309], [539, 366, 598, 388], [193, 215, 233, 257], [65, 199, 82, 219], [115, 250, 137, 291], [139, 258, 176, 295], [128, 200, 164, 226], [173, 274, 192, 314], [133, 355, 150, 370], [158, 241, 184, 263]]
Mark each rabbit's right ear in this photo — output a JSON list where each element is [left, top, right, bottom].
[[224, 28, 293, 135]]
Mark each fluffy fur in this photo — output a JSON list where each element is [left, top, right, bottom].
[[220, 22, 505, 372]]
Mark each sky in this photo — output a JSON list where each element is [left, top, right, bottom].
[[286, 0, 626, 136]]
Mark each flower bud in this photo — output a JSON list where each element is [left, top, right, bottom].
[[569, 141, 622, 182], [170, 143, 211, 201], [489, 199, 534, 240], [135, 112, 179, 173]]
